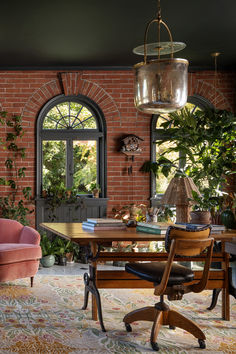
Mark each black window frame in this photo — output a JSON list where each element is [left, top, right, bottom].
[[36, 94, 107, 198]]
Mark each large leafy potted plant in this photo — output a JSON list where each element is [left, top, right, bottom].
[[142, 108, 236, 222]]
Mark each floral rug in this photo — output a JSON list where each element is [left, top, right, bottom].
[[0, 275, 235, 353]]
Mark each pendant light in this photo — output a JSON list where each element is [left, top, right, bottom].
[[133, 0, 189, 114]]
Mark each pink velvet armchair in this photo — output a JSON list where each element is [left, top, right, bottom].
[[0, 218, 42, 287]]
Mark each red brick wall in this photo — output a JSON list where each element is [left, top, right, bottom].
[[0, 70, 235, 226]]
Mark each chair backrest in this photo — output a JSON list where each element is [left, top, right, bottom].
[[165, 224, 212, 256], [0, 218, 23, 243], [154, 225, 214, 296]]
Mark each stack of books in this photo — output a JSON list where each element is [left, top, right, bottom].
[[136, 222, 173, 235], [176, 223, 226, 234], [82, 218, 126, 231], [136, 222, 226, 235]]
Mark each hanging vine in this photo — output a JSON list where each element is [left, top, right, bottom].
[[0, 111, 33, 225]]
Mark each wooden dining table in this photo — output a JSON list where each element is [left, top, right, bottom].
[[40, 222, 236, 332]]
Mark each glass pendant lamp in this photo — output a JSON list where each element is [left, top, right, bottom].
[[133, 0, 189, 114]]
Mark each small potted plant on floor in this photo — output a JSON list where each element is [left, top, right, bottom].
[[40, 233, 57, 267], [65, 241, 80, 263], [54, 236, 76, 266]]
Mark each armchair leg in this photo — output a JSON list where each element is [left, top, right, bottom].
[[30, 276, 34, 287]]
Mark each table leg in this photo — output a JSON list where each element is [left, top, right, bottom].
[[81, 242, 106, 332], [222, 245, 230, 320]]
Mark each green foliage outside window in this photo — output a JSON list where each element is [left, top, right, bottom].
[[73, 141, 97, 193], [42, 140, 97, 194], [43, 141, 66, 191]]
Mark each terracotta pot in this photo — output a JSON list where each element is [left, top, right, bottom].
[[66, 252, 74, 263], [92, 189, 99, 198], [190, 211, 211, 225]]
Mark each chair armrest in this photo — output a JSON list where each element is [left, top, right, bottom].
[[19, 226, 40, 245]]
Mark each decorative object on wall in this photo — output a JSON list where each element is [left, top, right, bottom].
[[133, 0, 188, 114], [161, 176, 201, 223], [121, 134, 143, 175]]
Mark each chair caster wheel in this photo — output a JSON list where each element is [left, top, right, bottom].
[[151, 341, 159, 351], [169, 325, 176, 330], [198, 339, 206, 349], [125, 323, 132, 332]]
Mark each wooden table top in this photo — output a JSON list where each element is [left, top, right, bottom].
[[40, 222, 236, 243]]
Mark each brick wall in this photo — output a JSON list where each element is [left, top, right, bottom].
[[0, 69, 235, 226]]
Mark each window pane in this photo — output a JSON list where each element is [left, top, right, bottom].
[[43, 101, 97, 130], [42, 140, 66, 190], [155, 141, 179, 194], [73, 106, 97, 129], [73, 141, 97, 193]]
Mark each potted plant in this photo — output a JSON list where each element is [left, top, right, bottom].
[[54, 236, 76, 266], [40, 233, 57, 267], [142, 108, 235, 223], [65, 241, 80, 263], [189, 189, 220, 224], [112, 203, 147, 226], [220, 192, 236, 229], [90, 182, 101, 198]]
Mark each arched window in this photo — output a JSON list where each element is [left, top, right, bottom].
[[151, 95, 213, 200], [36, 94, 106, 197]]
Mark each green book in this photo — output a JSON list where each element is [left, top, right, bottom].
[[136, 226, 167, 235]]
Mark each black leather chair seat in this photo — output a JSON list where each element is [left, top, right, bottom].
[[125, 262, 194, 286]]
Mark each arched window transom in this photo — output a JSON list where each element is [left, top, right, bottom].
[[43, 101, 97, 130]]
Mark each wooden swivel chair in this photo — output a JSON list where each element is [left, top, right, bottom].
[[123, 225, 213, 351]]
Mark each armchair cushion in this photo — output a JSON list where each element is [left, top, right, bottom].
[[0, 244, 41, 264], [126, 261, 194, 286]]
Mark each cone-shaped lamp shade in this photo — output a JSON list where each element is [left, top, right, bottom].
[[161, 177, 200, 223]]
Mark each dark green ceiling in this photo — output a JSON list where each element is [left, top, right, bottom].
[[0, 0, 235, 70]]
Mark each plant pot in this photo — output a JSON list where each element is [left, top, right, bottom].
[[41, 255, 55, 268], [58, 255, 67, 266], [221, 209, 235, 229], [92, 189, 99, 198], [66, 252, 74, 263], [190, 211, 211, 225], [42, 190, 47, 198]]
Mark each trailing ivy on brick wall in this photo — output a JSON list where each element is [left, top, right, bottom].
[[0, 111, 33, 225]]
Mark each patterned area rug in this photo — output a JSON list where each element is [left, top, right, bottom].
[[0, 275, 235, 353]]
